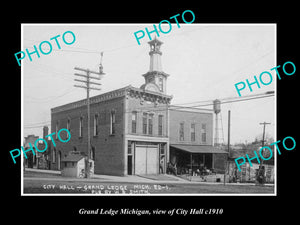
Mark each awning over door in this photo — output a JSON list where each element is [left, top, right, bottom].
[[170, 144, 228, 154]]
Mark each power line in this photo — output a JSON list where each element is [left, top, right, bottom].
[[23, 92, 274, 129], [125, 93, 275, 113], [171, 91, 274, 107], [25, 87, 76, 103]]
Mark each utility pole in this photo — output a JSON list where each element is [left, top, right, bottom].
[[74, 66, 105, 178], [260, 122, 271, 147], [224, 110, 231, 185], [228, 110, 231, 154], [259, 122, 271, 165], [257, 122, 271, 184]]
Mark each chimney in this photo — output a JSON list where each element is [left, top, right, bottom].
[[43, 126, 49, 140]]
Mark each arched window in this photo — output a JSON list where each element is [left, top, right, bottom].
[[79, 116, 83, 137], [110, 110, 116, 135]]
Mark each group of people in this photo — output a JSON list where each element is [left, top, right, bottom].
[[166, 162, 177, 175], [165, 162, 212, 176]]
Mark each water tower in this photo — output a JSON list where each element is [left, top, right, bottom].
[[213, 99, 222, 146]]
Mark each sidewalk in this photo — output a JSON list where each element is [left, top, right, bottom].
[[24, 168, 274, 186], [24, 168, 184, 183]]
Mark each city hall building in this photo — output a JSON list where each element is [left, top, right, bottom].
[[50, 38, 227, 176]]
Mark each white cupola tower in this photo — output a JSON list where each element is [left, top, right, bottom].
[[140, 37, 169, 94]]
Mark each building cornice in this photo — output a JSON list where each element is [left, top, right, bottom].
[[51, 85, 173, 114], [127, 85, 172, 104], [51, 86, 129, 114]]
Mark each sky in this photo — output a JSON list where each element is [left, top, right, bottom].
[[22, 24, 276, 144]]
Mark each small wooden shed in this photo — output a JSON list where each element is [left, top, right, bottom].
[[61, 154, 86, 178]]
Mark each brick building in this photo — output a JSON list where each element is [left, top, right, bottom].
[[169, 108, 228, 174], [50, 38, 171, 175], [50, 37, 227, 176]]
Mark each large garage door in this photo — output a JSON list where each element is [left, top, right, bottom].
[[135, 145, 158, 175], [135, 146, 147, 174]]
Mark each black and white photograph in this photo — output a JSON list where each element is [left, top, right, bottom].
[[3, 4, 298, 221], [21, 23, 276, 195]]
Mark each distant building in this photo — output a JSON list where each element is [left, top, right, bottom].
[[23, 126, 51, 169], [226, 141, 275, 183], [50, 37, 227, 176], [23, 134, 39, 168]]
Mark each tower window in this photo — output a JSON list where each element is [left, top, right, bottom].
[[158, 77, 163, 91], [148, 76, 154, 83]]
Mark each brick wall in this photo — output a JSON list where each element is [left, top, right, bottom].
[[126, 97, 169, 138], [169, 109, 213, 145], [50, 96, 126, 175]]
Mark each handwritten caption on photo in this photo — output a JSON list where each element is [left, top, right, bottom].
[[42, 183, 170, 194]]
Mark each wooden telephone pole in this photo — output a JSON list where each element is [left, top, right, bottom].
[[74, 66, 104, 178], [224, 110, 231, 185], [257, 122, 271, 184], [259, 122, 271, 167]]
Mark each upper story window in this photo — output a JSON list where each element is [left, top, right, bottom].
[[142, 113, 148, 134], [79, 116, 83, 137], [110, 110, 116, 135], [201, 123, 207, 143], [158, 115, 163, 136], [67, 118, 71, 138], [131, 111, 137, 134], [179, 122, 184, 141], [191, 123, 196, 142], [148, 114, 154, 135]]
